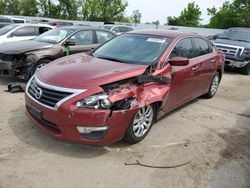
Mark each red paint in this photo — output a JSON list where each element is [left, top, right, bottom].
[[25, 31, 224, 145]]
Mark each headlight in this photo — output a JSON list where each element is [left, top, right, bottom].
[[76, 93, 111, 109], [242, 49, 250, 58]]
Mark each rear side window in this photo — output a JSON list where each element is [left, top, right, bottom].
[[112, 27, 120, 33], [96, 31, 114, 44], [193, 38, 212, 57], [13, 26, 37, 37], [170, 38, 194, 59], [38, 27, 52, 34]]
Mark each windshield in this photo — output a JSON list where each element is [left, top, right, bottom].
[[34, 28, 74, 44], [93, 34, 172, 65], [0, 24, 18, 35], [219, 29, 250, 42]]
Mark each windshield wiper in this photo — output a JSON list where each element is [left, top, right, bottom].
[[234, 39, 250, 42], [97, 56, 129, 64], [218, 37, 231, 40]]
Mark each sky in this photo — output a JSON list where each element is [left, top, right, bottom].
[[126, 0, 230, 25]]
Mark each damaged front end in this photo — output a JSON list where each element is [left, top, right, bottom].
[[0, 53, 36, 79]]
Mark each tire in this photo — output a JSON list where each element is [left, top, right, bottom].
[[124, 104, 155, 144], [30, 59, 51, 77], [241, 63, 250, 75], [203, 71, 221, 99]]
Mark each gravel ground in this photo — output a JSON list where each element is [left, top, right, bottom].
[[0, 72, 249, 188]]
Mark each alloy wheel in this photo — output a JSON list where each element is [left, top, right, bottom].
[[132, 106, 154, 138], [210, 75, 220, 96]]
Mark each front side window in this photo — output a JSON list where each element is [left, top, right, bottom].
[[170, 38, 194, 59], [193, 38, 210, 57], [68, 30, 93, 45], [34, 28, 74, 44], [13, 26, 36, 37], [93, 34, 172, 65], [96, 31, 114, 44]]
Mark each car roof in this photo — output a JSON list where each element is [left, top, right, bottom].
[[228, 27, 250, 31], [103, 24, 133, 28], [128, 29, 200, 38], [59, 26, 117, 33], [12, 23, 54, 27]]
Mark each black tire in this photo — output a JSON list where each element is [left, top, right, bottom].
[[203, 71, 221, 99], [124, 104, 155, 144], [30, 59, 51, 78], [241, 63, 250, 75]]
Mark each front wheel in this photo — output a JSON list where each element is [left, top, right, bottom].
[[30, 59, 51, 78], [203, 71, 220, 99], [241, 63, 250, 75], [124, 105, 155, 144]]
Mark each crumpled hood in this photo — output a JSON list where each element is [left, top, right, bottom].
[[0, 40, 54, 54], [37, 53, 148, 89], [214, 39, 250, 49]]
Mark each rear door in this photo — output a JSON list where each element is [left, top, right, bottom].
[[163, 38, 200, 111], [66, 30, 99, 54], [192, 37, 217, 95]]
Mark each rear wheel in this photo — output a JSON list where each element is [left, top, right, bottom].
[[124, 104, 155, 144], [241, 63, 250, 75], [203, 71, 220, 99]]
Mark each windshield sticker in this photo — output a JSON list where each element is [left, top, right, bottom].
[[147, 38, 166, 43]]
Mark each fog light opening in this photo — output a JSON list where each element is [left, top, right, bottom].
[[77, 126, 109, 140]]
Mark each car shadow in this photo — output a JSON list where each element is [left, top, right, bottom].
[[8, 106, 110, 159]]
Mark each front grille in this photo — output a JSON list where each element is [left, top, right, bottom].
[[28, 78, 73, 108], [215, 44, 244, 57]]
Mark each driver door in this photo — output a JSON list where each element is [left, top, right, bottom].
[[163, 38, 200, 112]]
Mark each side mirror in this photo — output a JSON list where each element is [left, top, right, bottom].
[[64, 41, 75, 46], [169, 57, 189, 66]]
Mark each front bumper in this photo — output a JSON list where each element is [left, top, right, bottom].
[[25, 93, 137, 145], [225, 59, 249, 68]]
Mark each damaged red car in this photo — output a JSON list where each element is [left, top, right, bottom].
[[25, 30, 225, 145]]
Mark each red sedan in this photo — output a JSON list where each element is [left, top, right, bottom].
[[25, 30, 225, 145]]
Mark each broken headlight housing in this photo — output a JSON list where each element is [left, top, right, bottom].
[[76, 93, 111, 109]]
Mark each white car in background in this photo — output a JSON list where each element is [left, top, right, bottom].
[[100, 24, 134, 35], [0, 23, 54, 45]]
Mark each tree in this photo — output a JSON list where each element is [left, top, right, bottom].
[[57, 0, 79, 20], [207, 0, 250, 29], [166, 2, 201, 27], [130, 9, 141, 23], [82, 0, 128, 22], [19, 0, 39, 16], [4, 0, 21, 15], [37, 0, 59, 18], [0, 0, 6, 14]]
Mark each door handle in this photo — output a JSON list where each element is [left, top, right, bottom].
[[211, 59, 216, 63], [192, 66, 199, 71]]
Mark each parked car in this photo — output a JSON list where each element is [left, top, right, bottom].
[[25, 30, 224, 145], [99, 24, 134, 35], [0, 23, 54, 45], [10, 17, 26, 23], [0, 26, 116, 79], [0, 16, 13, 29], [213, 27, 250, 75], [48, 21, 74, 27]]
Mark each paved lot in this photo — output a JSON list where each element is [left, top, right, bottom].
[[0, 72, 249, 188]]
